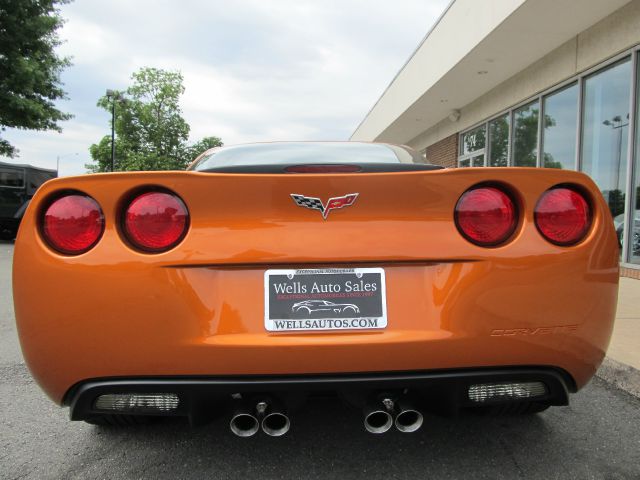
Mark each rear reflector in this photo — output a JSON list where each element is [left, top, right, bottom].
[[535, 187, 591, 246], [94, 393, 179, 412], [42, 194, 104, 255], [454, 186, 517, 247], [468, 382, 547, 403], [284, 164, 362, 173], [123, 191, 189, 252]]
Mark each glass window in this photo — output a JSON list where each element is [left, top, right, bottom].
[[513, 101, 539, 166], [581, 58, 631, 229], [630, 55, 640, 264], [460, 125, 486, 156], [629, 197, 640, 264], [542, 83, 578, 169], [488, 114, 509, 166], [471, 155, 485, 167], [192, 142, 420, 171], [0, 167, 25, 188], [458, 158, 471, 168]]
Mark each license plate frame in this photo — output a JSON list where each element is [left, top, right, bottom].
[[264, 267, 387, 332]]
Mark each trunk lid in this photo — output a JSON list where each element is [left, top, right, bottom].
[[28, 167, 608, 266]]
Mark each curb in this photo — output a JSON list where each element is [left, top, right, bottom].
[[595, 357, 640, 399]]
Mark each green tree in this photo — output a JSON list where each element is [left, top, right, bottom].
[[512, 107, 539, 167], [87, 67, 222, 172], [608, 189, 625, 218], [513, 107, 560, 167], [0, 0, 72, 158], [542, 154, 563, 169], [488, 116, 509, 166], [186, 136, 223, 160]]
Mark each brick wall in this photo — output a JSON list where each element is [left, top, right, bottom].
[[425, 133, 458, 168], [621, 266, 640, 280]]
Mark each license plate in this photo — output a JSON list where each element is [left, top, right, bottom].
[[264, 268, 387, 332]]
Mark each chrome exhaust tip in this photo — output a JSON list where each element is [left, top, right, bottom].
[[394, 408, 424, 433], [261, 412, 291, 437], [230, 412, 259, 437], [364, 398, 394, 434], [364, 410, 393, 434]]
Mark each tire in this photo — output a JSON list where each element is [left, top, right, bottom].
[[84, 414, 155, 426], [470, 401, 551, 416]]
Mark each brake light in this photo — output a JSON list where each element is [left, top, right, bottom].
[[455, 186, 517, 247], [42, 194, 104, 254], [284, 164, 362, 173], [123, 191, 189, 252], [535, 187, 591, 246]]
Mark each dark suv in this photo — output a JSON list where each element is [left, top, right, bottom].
[[0, 162, 56, 240]]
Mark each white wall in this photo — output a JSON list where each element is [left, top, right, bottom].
[[408, 0, 640, 152]]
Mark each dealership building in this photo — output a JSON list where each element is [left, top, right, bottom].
[[352, 0, 640, 277]]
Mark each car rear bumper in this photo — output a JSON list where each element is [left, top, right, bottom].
[[66, 367, 574, 422], [14, 259, 618, 405]]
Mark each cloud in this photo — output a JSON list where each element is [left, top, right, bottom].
[[1, 0, 450, 175], [4, 122, 105, 177]]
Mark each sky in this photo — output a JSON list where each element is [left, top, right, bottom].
[[2, 0, 450, 176]]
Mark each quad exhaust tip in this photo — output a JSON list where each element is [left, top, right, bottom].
[[230, 399, 290, 437], [364, 397, 395, 434], [230, 396, 421, 437], [364, 397, 424, 434], [394, 408, 424, 433], [364, 409, 394, 434], [230, 412, 260, 437], [262, 412, 291, 437]]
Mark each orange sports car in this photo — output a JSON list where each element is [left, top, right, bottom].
[[13, 142, 618, 436]]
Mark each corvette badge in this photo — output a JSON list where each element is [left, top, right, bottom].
[[290, 193, 359, 220]]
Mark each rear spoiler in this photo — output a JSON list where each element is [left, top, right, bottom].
[[195, 163, 445, 174]]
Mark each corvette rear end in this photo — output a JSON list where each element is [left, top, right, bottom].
[[13, 142, 618, 435]]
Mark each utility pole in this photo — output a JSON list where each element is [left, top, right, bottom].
[[111, 98, 116, 171], [106, 89, 124, 172]]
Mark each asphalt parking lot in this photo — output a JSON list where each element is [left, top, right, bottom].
[[1, 241, 640, 479]]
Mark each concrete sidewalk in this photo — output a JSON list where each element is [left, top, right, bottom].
[[609, 277, 640, 368], [597, 277, 640, 397]]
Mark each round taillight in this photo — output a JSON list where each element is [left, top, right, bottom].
[[455, 186, 517, 247], [535, 187, 591, 246], [42, 194, 104, 254], [123, 191, 188, 252]]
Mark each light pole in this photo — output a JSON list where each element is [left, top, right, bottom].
[[602, 114, 629, 196], [56, 152, 78, 176], [105, 89, 125, 172]]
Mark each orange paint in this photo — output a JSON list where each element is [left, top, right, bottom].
[[12, 167, 619, 404]]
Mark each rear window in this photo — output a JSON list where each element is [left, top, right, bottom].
[[191, 142, 420, 171], [0, 167, 25, 188]]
